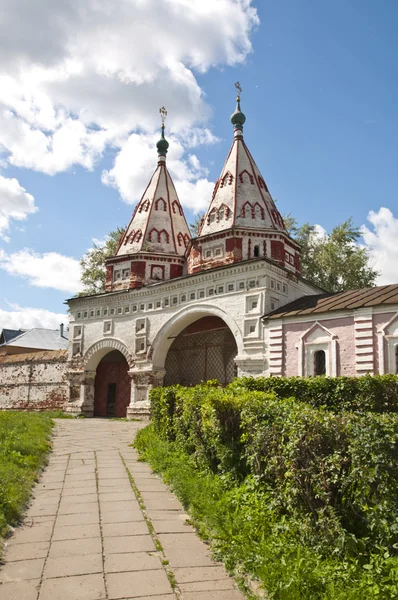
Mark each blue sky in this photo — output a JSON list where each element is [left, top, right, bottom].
[[0, 0, 397, 329]]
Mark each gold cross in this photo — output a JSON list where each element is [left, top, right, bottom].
[[159, 106, 167, 125]]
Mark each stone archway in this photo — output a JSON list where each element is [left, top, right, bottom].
[[94, 350, 131, 417], [164, 316, 238, 387]]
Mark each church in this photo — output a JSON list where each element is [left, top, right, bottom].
[[62, 89, 398, 418]]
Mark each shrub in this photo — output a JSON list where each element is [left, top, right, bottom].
[[149, 382, 398, 553], [229, 374, 398, 413]]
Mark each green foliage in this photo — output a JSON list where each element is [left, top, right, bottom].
[[189, 212, 204, 237], [135, 423, 398, 599], [0, 412, 54, 541], [231, 374, 398, 413], [79, 226, 125, 296], [285, 216, 378, 292]]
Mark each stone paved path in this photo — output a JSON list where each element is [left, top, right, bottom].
[[0, 419, 244, 600]]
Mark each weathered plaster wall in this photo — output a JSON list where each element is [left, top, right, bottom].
[[0, 350, 68, 411]]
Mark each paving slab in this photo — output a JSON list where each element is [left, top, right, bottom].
[[0, 419, 245, 600], [0, 578, 40, 600], [44, 554, 103, 578], [104, 551, 161, 573], [39, 573, 106, 600], [0, 558, 44, 582], [106, 568, 172, 599]]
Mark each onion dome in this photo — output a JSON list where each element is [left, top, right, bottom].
[[230, 81, 246, 130]]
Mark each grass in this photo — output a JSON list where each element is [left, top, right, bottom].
[[134, 424, 398, 600], [0, 411, 55, 548]]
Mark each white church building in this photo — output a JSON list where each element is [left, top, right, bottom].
[[65, 93, 322, 417]]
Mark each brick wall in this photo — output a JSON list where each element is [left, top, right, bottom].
[[0, 350, 68, 411]]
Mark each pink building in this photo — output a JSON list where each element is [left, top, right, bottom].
[[263, 286, 398, 377]]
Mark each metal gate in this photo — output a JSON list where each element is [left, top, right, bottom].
[[164, 318, 237, 387]]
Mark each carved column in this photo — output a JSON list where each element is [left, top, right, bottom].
[[127, 366, 166, 418], [64, 369, 96, 417]]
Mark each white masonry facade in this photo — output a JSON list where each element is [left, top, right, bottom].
[[66, 96, 321, 417]]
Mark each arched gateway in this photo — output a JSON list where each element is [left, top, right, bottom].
[[164, 316, 237, 386], [94, 350, 130, 417]]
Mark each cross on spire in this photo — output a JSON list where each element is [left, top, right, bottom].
[[159, 106, 167, 126], [234, 81, 242, 100]]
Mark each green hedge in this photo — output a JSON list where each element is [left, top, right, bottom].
[[230, 374, 398, 413], [150, 383, 398, 553]]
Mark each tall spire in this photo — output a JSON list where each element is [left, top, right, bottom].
[[230, 81, 246, 133], [157, 106, 169, 156]]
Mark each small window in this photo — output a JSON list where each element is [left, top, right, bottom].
[[238, 281, 245, 290], [164, 298, 170, 306], [140, 342, 145, 351], [277, 282, 281, 291], [140, 304, 145, 311], [103, 309, 108, 316], [73, 326, 82, 339], [132, 305, 137, 312], [248, 280, 256, 289], [227, 283, 234, 292], [217, 286, 223, 294], [156, 301, 161, 308], [103, 321, 112, 334], [147, 303, 153, 310], [96, 309, 101, 317], [124, 306, 130, 313], [110, 308, 115, 315], [251, 300, 258, 310], [290, 255, 294, 265], [214, 248, 222, 257], [90, 310, 94, 317], [208, 288, 214, 296], [205, 249, 212, 258], [181, 295, 186, 303], [314, 350, 326, 376], [190, 292, 196, 300], [77, 312, 81, 319], [199, 290, 205, 299], [249, 325, 256, 334], [83, 311, 88, 318], [282, 284, 287, 293], [117, 307, 122, 314], [72, 343, 81, 356], [271, 301, 276, 311], [270, 279, 275, 289], [123, 269, 130, 278], [172, 296, 178, 305], [253, 245, 260, 258]]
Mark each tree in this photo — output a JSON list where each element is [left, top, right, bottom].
[[79, 227, 125, 296], [189, 213, 204, 237], [285, 216, 378, 292]]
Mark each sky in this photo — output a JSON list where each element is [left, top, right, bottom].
[[0, 0, 397, 330]]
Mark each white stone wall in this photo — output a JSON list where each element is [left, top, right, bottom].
[[67, 259, 320, 414]]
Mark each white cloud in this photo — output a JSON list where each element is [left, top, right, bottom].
[[361, 207, 398, 285], [102, 131, 216, 212], [0, 0, 258, 177], [0, 248, 82, 293], [0, 302, 68, 331], [0, 175, 37, 238]]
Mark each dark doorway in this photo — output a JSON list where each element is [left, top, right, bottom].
[[94, 351, 131, 417], [314, 350, 326, 376], [164, 316, 238, 386], [106, 383, 117, 417]]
